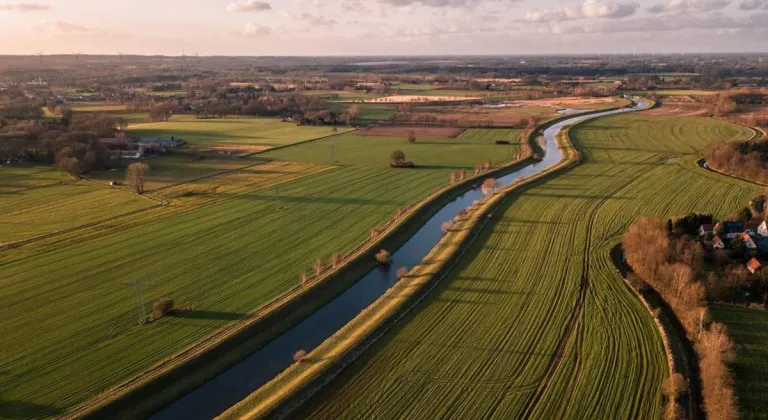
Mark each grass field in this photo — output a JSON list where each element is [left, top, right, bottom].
[[128, 115, 349, 148], [90, 155, 255, 192], [327, 102, 398, 121], [0, 178, 155, 244], [297, 115, 757, 419], [711, 305, 768, 419], [0, 127, 524, 418], [0, 165, 70, 192], [628, 89, 718, 96], [258, 128, 521, 168]]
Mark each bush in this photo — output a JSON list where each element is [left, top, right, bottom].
[[293, 349, 307, 362], [152, 298, 174, 319], [396, 267, 409, 279], [375, 249, 391, 265]]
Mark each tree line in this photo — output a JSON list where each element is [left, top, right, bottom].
[[623, 217, 738, 420]]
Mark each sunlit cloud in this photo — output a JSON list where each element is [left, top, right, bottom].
[[227, 0, 272, 12], [0, 2, 51, 12]]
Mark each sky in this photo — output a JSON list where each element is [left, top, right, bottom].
[[0, 0, 766, 55]]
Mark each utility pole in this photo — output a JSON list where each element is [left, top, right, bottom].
[[128, 279, 147, 324]]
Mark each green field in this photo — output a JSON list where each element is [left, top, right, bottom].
[[0, 127, 524, 418], [327, 102, 397, 121], [128, 116, 349, 148], [0, 165, 70, 192], [90, 155, 255, 192], [0, 177, 155, 244], [259, 128, 521, 168], [711, 305, 768, 419], [628, 89, 718, 96], [298, 115, 756, 419]]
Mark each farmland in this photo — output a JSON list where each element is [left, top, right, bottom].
[[711, 305, 768, 419], [0, 175, 156, 244], [127, 115, 349, 149], [297, 114, 757, 419], [0, 127, 523, 417], [258, 128, 522, 168]]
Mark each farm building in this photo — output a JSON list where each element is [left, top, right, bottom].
[[747, 258, 763, 274], [138, 137, 186, 148]]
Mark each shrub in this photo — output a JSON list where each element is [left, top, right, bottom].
[[375, 249, 391, 265], [293, 349, 307, 362], [152, 298, 174, 319], [390, 150, 406, 165], [441, 221, 453, 233], [396, 267, 409, 279]]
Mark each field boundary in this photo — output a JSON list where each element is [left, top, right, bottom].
[[60, 130, 535, 419], [611, 245, 703, 420], [215, 108, 605, 420], [237, 128, 356, 158]]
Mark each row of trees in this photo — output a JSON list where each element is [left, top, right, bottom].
[[623, 218, 738, 420], [704, 139, 768, 185]]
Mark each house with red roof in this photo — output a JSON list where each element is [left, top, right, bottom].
[[747, 258, 762, 274]]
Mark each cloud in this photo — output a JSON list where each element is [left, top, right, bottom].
[[227, 0, 272, 12], [647, 0, 731, 14], [520, 0, 638, 22], [374, 0, 522, 7], [241, 23, 272, 36], [562, 11, 768, 33], [0, 2, 51, 12], [48, 20, 95, 33], [297, 13, 337, 26], [739, 0, 768, 9]]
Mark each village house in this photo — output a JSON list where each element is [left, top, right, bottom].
[[699, 224, 714, 237], [747, 258, 763, 274], [717, 221, 745, 239], [741, 233, 758, 250], [745, 221, 762, 236], [759, 221, 768, 237], [712, 236, 726, 249]]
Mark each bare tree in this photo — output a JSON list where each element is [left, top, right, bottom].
[[407, 130, 417, 144], [313, 258, 326, 276], [331, 252, 341, 268], [482, 178, 499, 195], [126, 161, 149, 194]]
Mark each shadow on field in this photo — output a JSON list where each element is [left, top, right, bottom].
[[411, 164, 473, 171], [240, 194, 395, 206], [0, 399, 62, 419], [172, 310, 247, 321]]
